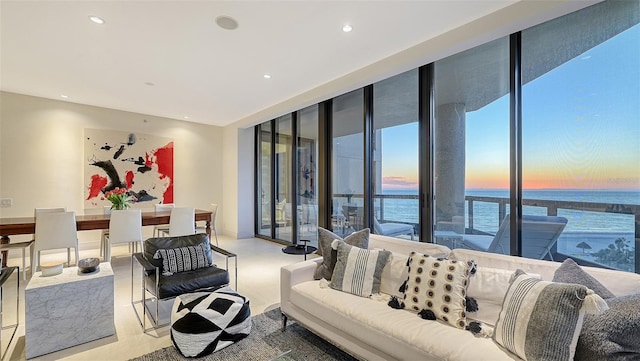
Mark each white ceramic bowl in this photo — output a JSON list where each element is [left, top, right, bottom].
[[41, 262, 63, 277]]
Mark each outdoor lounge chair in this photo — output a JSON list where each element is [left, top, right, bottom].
[[460, 214, 568, 260], [373, 216, 415, 240]]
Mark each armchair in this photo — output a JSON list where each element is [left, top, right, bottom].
[[131, 233, 230, 332]]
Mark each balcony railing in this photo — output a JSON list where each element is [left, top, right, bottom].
[[335, 193, 638, 273], [464, 195, 639, 272]]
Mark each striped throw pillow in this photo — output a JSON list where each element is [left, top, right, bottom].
[[154, 243, 211, 276], [494, 269, 606, 361], [329, 240, 391, 297]]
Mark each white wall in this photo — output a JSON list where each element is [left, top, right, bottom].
[[0, 91, 224, 244], [221, 125, 255, 239]]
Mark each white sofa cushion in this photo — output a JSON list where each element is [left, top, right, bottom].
[[450, 248, 640, 297], [379, 251, 409, 298], [466, 266, 541, 326], [290, 280, 515, 361], [368, 234, 450, 258]]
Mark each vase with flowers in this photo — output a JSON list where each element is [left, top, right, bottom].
[[104, 187, 137, 210]]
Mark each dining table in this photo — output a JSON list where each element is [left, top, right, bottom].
[[0, 208, 213, 267]]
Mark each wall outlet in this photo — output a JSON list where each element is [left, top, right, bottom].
[[0, 198, 12, 208]]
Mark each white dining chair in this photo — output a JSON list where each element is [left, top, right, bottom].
[[168, 207, 195, 237], [22, 207, 67, 278], [100, 206, 112, 257], [104, 209, 142, 262], [195, 203, 219, 245], [33, 211, 79, 272], [154, 203, 175, 237]]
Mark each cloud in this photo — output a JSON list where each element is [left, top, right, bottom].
[[383, 176, 417, 189]]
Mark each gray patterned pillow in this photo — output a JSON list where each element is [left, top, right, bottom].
[[575, 294, 640, 361], [153, 243, 211, 276], [314, 227, 369, 280], [329, 240, 390, 297], [494, 269, 607, 361], [553, 258, 615, 299]]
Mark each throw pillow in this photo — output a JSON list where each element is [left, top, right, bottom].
[[575, 294, 640, 361], [552, 258, 616, 299], [329, 240, 390, 297], [154, 242, 211, 276], [401, 251, 476, 329], [494, 269, 609, 361], [314, 227, 369, 280]]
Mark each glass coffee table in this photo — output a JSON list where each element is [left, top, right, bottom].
[[270, 350, 296, 361]]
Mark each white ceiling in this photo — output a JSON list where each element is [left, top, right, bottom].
[[0, 1, 522, 127]]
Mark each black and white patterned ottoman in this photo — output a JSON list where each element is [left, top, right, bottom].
[[170, 288, 251, 358]]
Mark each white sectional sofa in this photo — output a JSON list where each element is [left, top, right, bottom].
[[280, 234, 640, 361]]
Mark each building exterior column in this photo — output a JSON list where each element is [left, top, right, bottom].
[[435, 103, 466, 226]]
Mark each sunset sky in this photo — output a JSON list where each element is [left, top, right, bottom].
[[381, 23, 639, 192]]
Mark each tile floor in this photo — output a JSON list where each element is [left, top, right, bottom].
[[1, 235, 316, 360]]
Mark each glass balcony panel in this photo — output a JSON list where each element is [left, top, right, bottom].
[[522, 1, 640, 270]]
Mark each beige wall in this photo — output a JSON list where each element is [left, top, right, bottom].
[[220, 125, 255, 239], [0, 91, 224, 244]]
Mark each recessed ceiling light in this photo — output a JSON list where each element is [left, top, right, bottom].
[[263, 74, 271, 79], [342, 24, 353, 33], [89, 16, 105, 24], [60, 94, 69, 99], [216, 16, 239, 30], [183, 116, 189, 119]]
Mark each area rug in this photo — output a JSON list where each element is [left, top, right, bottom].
[[130, 308, 358, 361]]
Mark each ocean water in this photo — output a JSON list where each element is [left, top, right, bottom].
[[378, 189, 638, 267]]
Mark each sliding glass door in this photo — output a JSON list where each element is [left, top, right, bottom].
[[331, 89, 364, 237], [432, 38, 510, 251], [257, 123, 272, 238], [297, 105, 319, 246], [275, 115, 293, 243], [372, 69, 420, 240]]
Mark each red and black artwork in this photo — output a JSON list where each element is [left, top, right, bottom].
[[84, 129, 174, 208]]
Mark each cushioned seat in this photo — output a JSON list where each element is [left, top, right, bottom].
[[146, 266, 229, 299], [171, 288, 251, 357]]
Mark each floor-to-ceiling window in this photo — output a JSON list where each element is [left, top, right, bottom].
[[257, 122, 272, 238], [373, 69, 419, 240], [297, 105, 319, 247], [275, 114, 293, 243], [521, 0, 640, 271], [432, 38, 510, 252], [332, 89, 364, 237], [253, 0, 639, 273]]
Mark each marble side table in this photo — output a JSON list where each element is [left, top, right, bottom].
[[25, 263, 114, 359]]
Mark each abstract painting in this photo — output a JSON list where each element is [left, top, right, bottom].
[[84, 129, 174, 208]]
